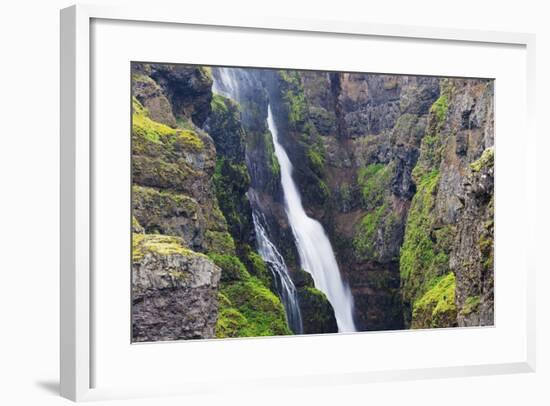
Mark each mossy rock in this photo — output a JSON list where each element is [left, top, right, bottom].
[[132, 233, 201, 263], [212, 158, 254, 243], [132, 73, 177, 127], [216, 274, 292, 338], [207, 253, 248, 282], [411, 273, 457, 328], [132, 185, 205, 248], [279, 70, 308, 127], [239, 244, 273, 288], [208, 94, 247, 162], [297, 286, 338, 334], [132, 155, 196, 192], [460, 295, 481, 317], [400, 171, 447, 289], [470, 147, 494, 172], [357, 163, 393, 210], [204, 230, 236, 255], [133, 97, 204, 151], [132, 216, 144, 233]]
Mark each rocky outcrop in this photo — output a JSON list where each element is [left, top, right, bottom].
[[132, 233, 221, 341], [131, 63, 290, 341], [132, 72, 176, 127], [400, 78, 494, 328], [145, 64, 213, 127], [451, 148, 494, 326], [294, 270, 338, 334], [131, 63, 229, 255], [204, 94, 255, 246]]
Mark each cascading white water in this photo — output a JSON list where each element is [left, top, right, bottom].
[[211, 68, 240, 100], [267, 105, 357, 332], [212, 67, 304, 334], [252, 211, 303, 334]]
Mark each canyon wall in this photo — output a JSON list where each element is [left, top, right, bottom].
[[130, 63, 494, 340]]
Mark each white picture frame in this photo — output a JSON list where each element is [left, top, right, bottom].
[[60, 3, 537, 402]]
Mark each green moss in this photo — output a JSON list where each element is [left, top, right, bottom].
[[201, 66, 213, 81], [279, 70, 308, 126], [215, 300, 248, 338], [211, 93, 230, 114], [207, 252, 248, 282], [212, 158, 253, 242], [204, 230, 236, 255], [132, 155, 195, 192], [297, 286, 338, 333], [479, 220, 494, 273], [175, 116, 196, 131], [411, 81, 454, 182], [461, 295, 481, 316], [353, 163, 400, 260], [317, 179, 330, 201], [132, 185, 200, 225], [470, 147, 494, 172], [430, 94, 449, 124], [357, 163, 393, 210], [132, 216, 144, 233], [132, 233, 145, 262], [412, 273, 457, 328], [131, 73, 157, 89], [241, 245, 272, 287], [400, 170, 441, 279], [216, 275, 292, 338], [307, 147, 326, 176], [263, 132, 281, 178], [399, 170, 455, 318], [132, 97, 203, 151], [354, 203, 387, 256], [132, 233, 201, 263]]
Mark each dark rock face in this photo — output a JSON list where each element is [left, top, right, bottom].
[[131, 63, 232, 341], [451, 148, 494, 326], [289, 71, 441, 331], [294, 270, 338, 334], [131, 62, 228, 255], [204, 94, 255, 246], [132, 73, 176, 127], [204, 95, 246, 162], [132, 185, 207, 251], [400, 78, 494, 328], [147, 63, 213, 127], [132, 234, 221, 341]]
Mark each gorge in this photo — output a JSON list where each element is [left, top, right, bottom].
[[131, 63, 494, 341]]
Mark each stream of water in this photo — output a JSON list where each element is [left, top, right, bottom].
[[212, 67, 356, 333], [212, 68, 304, 334], [266, 105, 357, 332]]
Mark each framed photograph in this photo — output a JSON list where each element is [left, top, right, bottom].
[[60, 4, 536, 401]]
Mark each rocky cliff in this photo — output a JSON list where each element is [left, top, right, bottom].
[[131, 63, 494, 340], [245, 69, 494, 331], [131, 63, 293, 341]]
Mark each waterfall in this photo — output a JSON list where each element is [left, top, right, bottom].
[[212, 67, 304, 334], [266, 106, 357, 332], [252, 211, 303, 334], [212, 67, 357, 333], [211, 67, 240, 100]]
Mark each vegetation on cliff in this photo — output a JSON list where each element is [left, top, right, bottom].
[[131, 62, 494, 339], [132, 64, 290, 341]]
